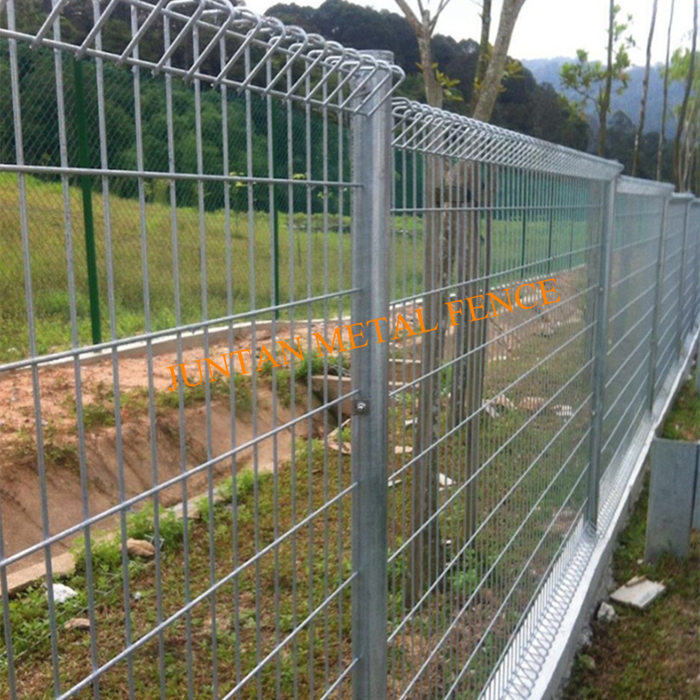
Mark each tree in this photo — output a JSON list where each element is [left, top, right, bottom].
[[472, 0, 528, 123], [668, 45, 700, 191], [632, 0, 658, 176], [674, 0, 698, 189], [393, 0, 453, 107], [657, 0, 676, 180], [561, 2, 634, 156], [471, 0, 492, 112]]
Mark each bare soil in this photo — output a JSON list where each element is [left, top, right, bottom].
[[0, 325, 331, 574]]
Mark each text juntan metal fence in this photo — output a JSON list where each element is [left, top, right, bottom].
[[0, 3, 698, 700]]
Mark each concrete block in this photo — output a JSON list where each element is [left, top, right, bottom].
[[645, 438, 697, 561], [610, 577, 666, 609]]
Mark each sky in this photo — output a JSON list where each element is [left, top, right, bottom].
[[247, 0, 697, 66]]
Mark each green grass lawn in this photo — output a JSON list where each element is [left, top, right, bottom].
[[0, 172, 590, 362]]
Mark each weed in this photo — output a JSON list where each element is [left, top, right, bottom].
[[81, 402, 116, 430], [127, 502, 184, 550]]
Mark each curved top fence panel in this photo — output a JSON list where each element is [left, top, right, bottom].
[[392, 98, 624, 180], [0, 0, 404, 114], [617, 175, 676, 197]]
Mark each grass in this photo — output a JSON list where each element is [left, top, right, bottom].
[[1, 320, 595, 698], [2, 449, 353, 700], [563, 375, 700, 700], [0, 172, 590, 362], [0, 262, 597, 698]]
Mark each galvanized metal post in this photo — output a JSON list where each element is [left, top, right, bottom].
[[676, 199, 693, 355], [586, 176, 618, 529], [350, 49, 392, 700], [647, 195, 670, 413]]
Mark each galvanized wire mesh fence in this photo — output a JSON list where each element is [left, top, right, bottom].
[[0, 3, 699, 700]]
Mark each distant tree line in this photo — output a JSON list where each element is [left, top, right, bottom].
[[268, 0, 589, 151]]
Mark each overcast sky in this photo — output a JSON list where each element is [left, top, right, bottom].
[[248, 0, 696, 66]]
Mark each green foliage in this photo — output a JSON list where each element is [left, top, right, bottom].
[[213, 468, 271, 507], [81, 402, 117, 430], [560, 6, 635, 126], [126, 502, 184, 550], [73, 536, 123, 576], [155, 372, 254, 413]]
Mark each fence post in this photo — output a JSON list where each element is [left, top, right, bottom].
[[72, 57, 102, 345], [647, 195, 670, 413], [350, 49, 392, 700], [586, 176, 618, 529], [676, 199, 693, 355]]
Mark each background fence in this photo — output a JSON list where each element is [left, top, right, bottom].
[[0, 2, 698, 700]]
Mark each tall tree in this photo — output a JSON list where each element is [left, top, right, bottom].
[[561, 3, 634, 156], [393, 0, 453, 107], [674, 0, 698, 189], [668, 46, 700, 190], [472, 0, 528, 123], [471, 0, 492, 112], [600, 0, 617, 155], [657, 0, 676, 180], [632, 0, 658, 176]]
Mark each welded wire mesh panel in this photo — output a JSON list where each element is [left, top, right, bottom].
[[385, 100, 615, 699], [598, 185, 667, 500], [3, 4, 700, 700], [0, 2, 394, 698], [681, 202, 700, 341], [654, 197, 688, 395]]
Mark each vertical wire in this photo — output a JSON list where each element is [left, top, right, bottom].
[[286, 60, 300, 700], [265, 56, 282, 700], [6, 0, 62, 692], [91, 0, 135, 692], [162, 12, 195, 698], [304, 69, 315, 700], [0, 2, 18, 692], [242, 44, 263, 700], [129, 6, 166, 697], [51, 6, 101, 695], [190, 22, 220, 696]]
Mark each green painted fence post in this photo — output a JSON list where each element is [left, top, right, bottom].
[[72, 57, 101, 345]]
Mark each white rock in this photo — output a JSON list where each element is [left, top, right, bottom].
[[610, 577, 666, 609], [483, 403, 499, 419], [493, 395, 516, 412], [552, 404, 574, 418], [51, 583, 78, 604], [438, 473, 454, 487], [520, 396, 546, 413], [596, 601, 616, 622]]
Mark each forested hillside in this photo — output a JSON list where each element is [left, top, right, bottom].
[[524, 58, 684, 137], [267, 0, 590, 151], [1, 0, 680, 181]]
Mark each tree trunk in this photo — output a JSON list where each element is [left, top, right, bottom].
[[632, 0, 658, 176], [393, 0, 443, 108], [657, 0, 676, 181], [471, 0, 492, 112], [674, 0, 698, 190], [598, 0, 616, 157], [419, 19, 443, 108], [472, 0, 527, 123]]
